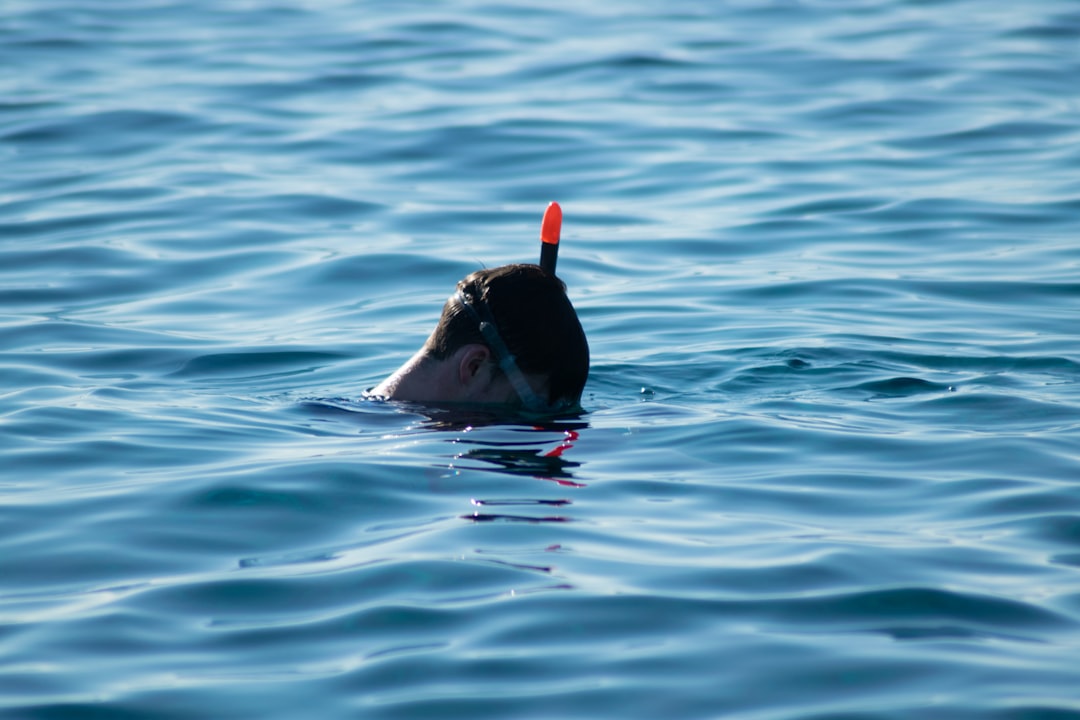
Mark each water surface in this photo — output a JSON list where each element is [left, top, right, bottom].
[[3, 0, 1080, 718]]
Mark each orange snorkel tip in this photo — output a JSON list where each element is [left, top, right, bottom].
[[539, 201, 562, 275]]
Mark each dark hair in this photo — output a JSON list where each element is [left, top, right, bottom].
[[424, 264, 589, 407]]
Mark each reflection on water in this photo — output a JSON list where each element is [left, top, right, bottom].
[[452, 425, 585, 522], [451, 430, 584, 482]]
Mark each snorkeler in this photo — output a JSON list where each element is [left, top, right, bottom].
[[369, 203, 589, 414]]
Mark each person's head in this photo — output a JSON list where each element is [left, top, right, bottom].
[[423, 264, 589, 411]]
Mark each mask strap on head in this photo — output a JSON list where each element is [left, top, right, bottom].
[[453, 290, 549, 412]]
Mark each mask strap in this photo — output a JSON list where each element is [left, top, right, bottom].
[[453, 290, 548, 412]]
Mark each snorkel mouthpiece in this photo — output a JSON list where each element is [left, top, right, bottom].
[[539, 201, 562, 276]]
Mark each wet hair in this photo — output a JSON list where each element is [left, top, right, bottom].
[[424, 264, 590, 407]]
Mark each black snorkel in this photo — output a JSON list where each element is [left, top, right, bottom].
[[448, 202, 567, 414], [539, 201, 561, 276]]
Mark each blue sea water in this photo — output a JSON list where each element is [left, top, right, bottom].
[[3, 0, 1080, 717]]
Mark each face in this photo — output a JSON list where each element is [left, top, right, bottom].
[[467, 360, 551, 410]]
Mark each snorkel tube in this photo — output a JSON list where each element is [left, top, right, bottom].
[[539, 201, 562, 276], [451, 201, 571, 414]]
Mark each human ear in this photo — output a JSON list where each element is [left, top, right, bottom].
[[457, 344, 492, 386]]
